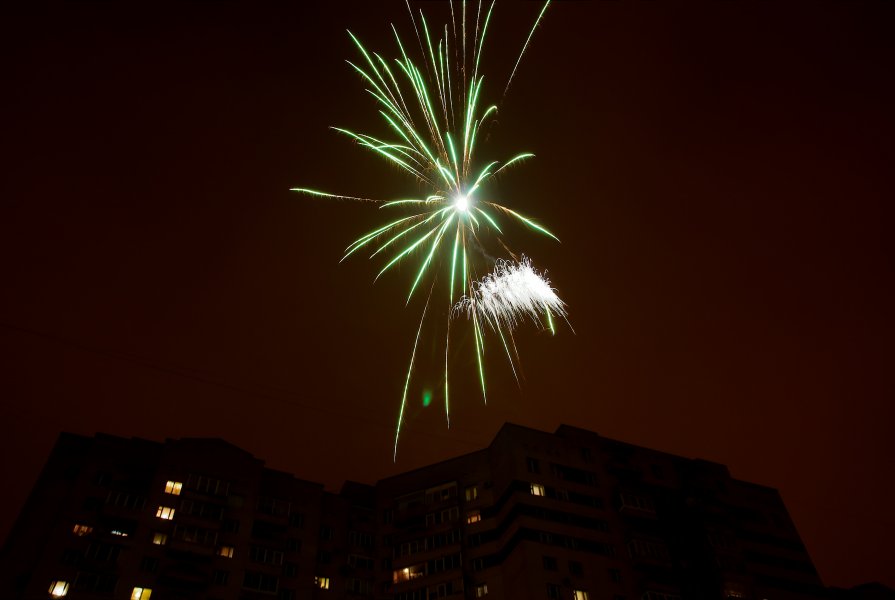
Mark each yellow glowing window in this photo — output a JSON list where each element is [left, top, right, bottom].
[[218, 545, 234, 558], [49, 580, 70, 597], [152, 532, 167, 545], [110, 529, 128, 537], [131, 587, 152, 600], [466, 510, 482, 524], [164, 481, 183, 495], [475, 583, 489, 597], [315, 576, 330, 589], [573, 591, 589, 600], [72, 524, 93, 536], [530, 483, 546, 496], [156, 506, 175, 520]]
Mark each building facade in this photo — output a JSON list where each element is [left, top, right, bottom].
[[1, 424, 827, 600]]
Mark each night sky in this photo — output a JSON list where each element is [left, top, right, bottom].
[[2, 1, 893, 589]]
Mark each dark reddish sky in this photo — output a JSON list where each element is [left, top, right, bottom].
[[2, 1, 893, 589]]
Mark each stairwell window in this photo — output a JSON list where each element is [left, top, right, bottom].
[[156, 506, 175, 520], [530, 483, 546, 496], [164, 481, 182, 495], [49, 581, 69, 597]]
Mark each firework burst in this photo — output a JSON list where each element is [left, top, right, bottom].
[[292, 1, 566, 458]]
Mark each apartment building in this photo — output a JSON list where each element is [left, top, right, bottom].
[[0, 424, 826, 599]]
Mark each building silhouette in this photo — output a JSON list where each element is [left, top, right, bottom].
[[1, 423, 831, 600]]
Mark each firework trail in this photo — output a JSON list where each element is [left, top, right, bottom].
[[291, 1, 565, 458]]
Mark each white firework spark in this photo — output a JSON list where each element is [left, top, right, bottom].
[[454, 256, 567, 333]]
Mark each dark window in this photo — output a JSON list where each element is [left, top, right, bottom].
[[278, 589, 295, 600], [569, 560, 583, 576], [289, 513, 304, 528], [139, 556, 158, 573], [222, 519, 240, 533], [547, 584, 561, 599], [527, 457, 540, 474], [383, 509, 394, 524], [82, 497, 102, 511], [283, 562, 297, 577], [609, 568, 622, 582], [650, 464, 664, 479], [286, 538, 302, 552], [60, 549, 83, 566], [543, 556, 558, 571], [320, 526, 334, 541], [243, 571, 278, 593], [213, 570, 229, 585]]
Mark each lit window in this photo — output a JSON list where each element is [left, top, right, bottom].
[[110, 529, 128, 537], [573, 591, 589, 600], [72, 524, 93, 536], [164, 481, 183, 495], [152, 532, 167, 545], [156, 506, 175, 520], [49, 580, 70, 597], [131, 587, 152, 600], [530, 483, 546, 496], [392, 564, 426, 583], [218, 545, 235, 558], [315, 576, 330, 589], [467, 510, 482, 524], [475, 583, 489, 597]]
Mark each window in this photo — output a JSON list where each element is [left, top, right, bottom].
[[320, 526, 334, 541], [547, 584, 561, 599], [222, 518, 240, 533], [155, 506, 175, 520], [218, 545, 235, 558], [315, 576, 330, 590], [289, 513, 304, 528], [543, 556, 557, 571], [618, 493, 655, 514], [249, 545, 284, 565], [627, 539, 669, 561], [110, 529, 128, 537], [131, 588, 152, 600], [347, 554, 375, 570], [72, 524, 93, 536], [465, 486, 478, 501], [393, 563, 426, 583], [286, 538, 302, 552], [609, 568, 622, 583], [531, 483, 546, 496], [569, 560, 583, 576], [573, 591, 589, 600], [244, 571, 279, 593], [475, 583, 489, 597], [212, 570, 229, 585], [49, 580, 70, 597], [467, 510, 481, 524], [164, 481, 182, 495], [140, 557, 158, 573], [527, 457, 540, 473], [284, 562, 298, 576], [152, 532, 167, 545]]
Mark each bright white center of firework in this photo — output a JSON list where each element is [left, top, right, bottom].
[[454, 194, 469, 212]]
